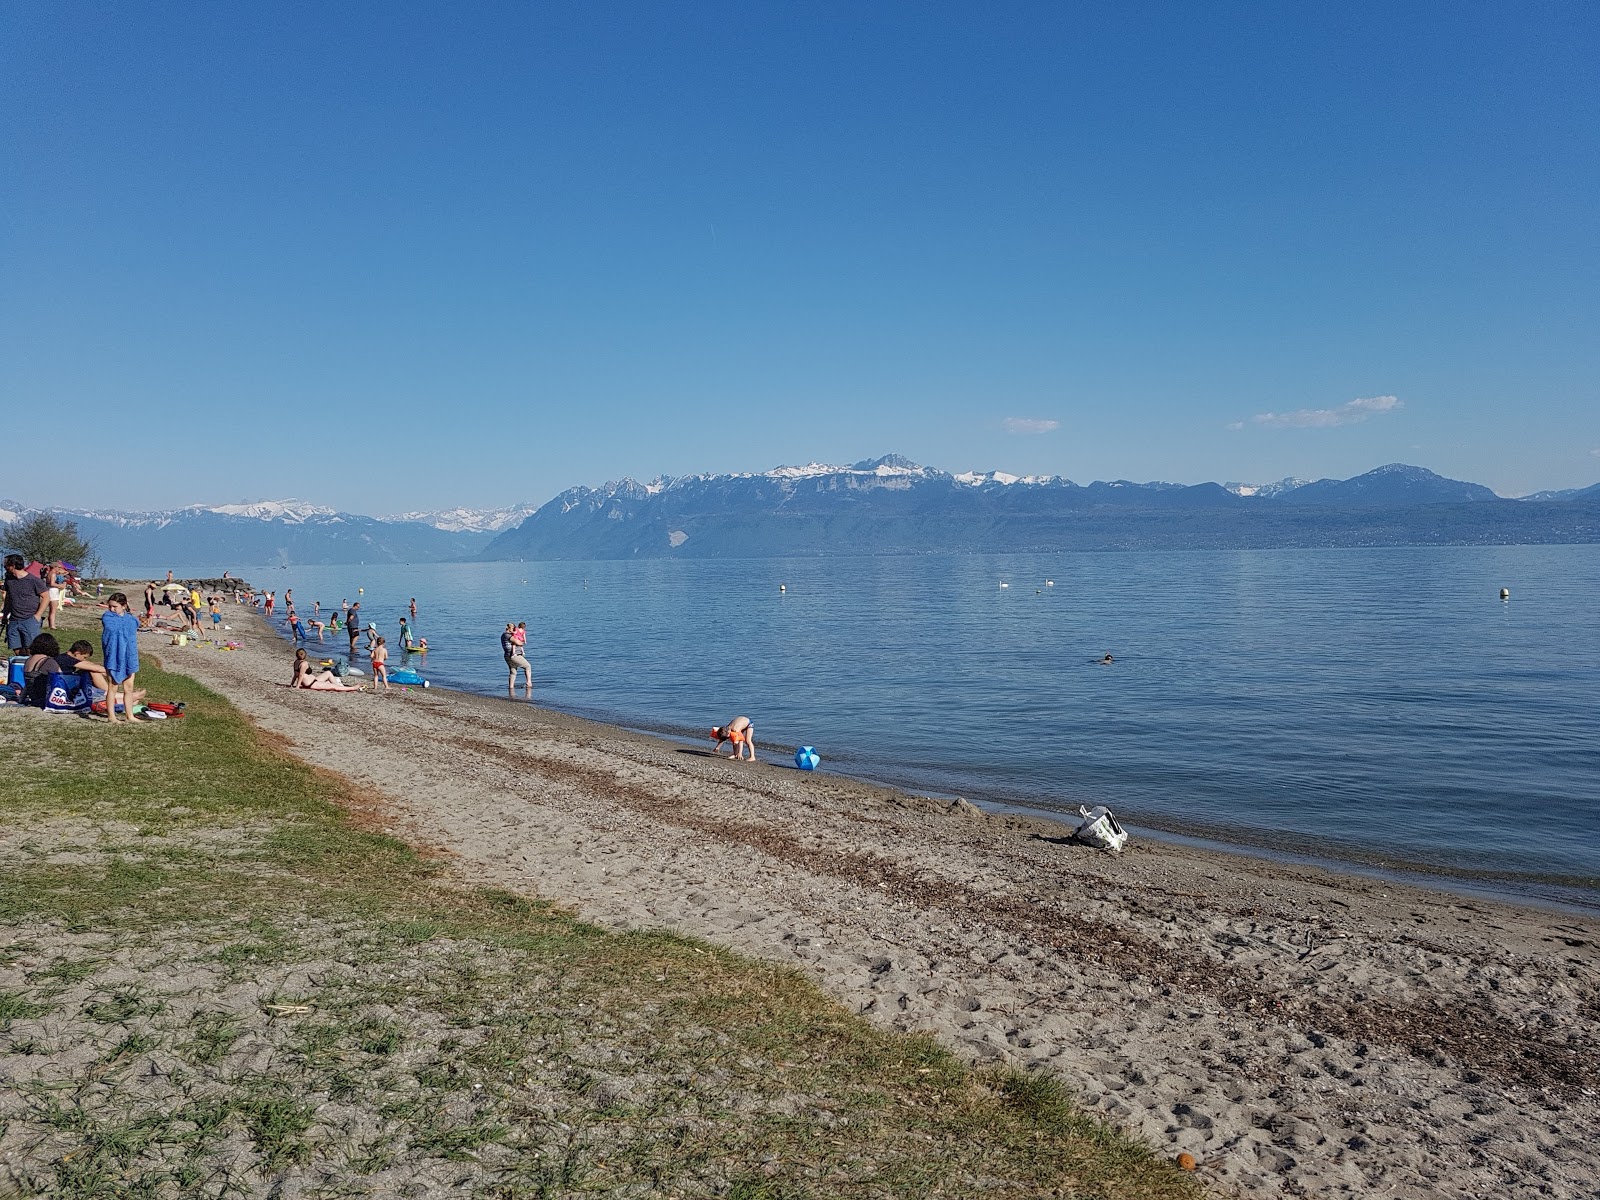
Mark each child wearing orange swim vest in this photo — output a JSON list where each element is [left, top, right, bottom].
[[710, 716, 756, 761]]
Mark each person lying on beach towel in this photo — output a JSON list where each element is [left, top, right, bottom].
[[710, 716, 756, 761], [291, 648, 363, 691]]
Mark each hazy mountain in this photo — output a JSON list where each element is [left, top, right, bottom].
[[1273, 464, 1500, 507], [380, 503, 542, 533], [1223, 477, 1309, 498], [9, 460, 1600, 568], [1521, 482, 1600, 502], [2, 501, 494, 570], [478, 456, 1600, 560]]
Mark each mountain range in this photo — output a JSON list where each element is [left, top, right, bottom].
[[4, 458, 1599, 568], [478, 457, 1600, 560]]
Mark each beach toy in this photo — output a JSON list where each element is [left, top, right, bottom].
[[388, 667, 428, 687], [794, 746, 820, 771], [1176, 1153, 1196, 1172]]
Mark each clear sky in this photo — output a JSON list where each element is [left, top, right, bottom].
[[4, 1, 1597, 511]]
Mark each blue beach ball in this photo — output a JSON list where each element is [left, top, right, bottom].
[[795, 746, 820, 771]]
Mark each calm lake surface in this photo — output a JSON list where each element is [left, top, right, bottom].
[[135, 546, 1600, 908]]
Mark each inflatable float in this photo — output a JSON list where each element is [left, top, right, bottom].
[[387, 668, 428, 687]]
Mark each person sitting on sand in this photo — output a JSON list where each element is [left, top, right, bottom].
[[21, 633, 66, 705], [710, 716, 756, 762], [291, 648, 363, 692]]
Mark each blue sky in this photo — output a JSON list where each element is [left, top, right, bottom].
[[3, 1, 1597, 511]]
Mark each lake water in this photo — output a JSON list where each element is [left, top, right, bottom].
[[128, 547, 1600, 909]]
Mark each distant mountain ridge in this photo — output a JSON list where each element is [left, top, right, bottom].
[[478, 457, 1600, 560], [0, 499, 496, 570], [5, 459, 1599, 567]]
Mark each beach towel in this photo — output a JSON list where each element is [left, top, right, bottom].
[[101, 610, 141, 681]]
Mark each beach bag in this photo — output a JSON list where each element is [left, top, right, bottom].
[[44, 673, 90, 713], [1075, 805, 1129, 852]]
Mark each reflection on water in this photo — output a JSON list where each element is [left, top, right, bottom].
[[137, 546, 1600, 907]]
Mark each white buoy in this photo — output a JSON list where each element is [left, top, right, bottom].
[[1045, 579, 1054, 587], [999, 581, 1009, 589], [779, 583, 786, 593], [1500, 587, 1510, 600]]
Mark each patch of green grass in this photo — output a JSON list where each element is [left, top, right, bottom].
[[31, 956, 103, 988], [237, 1091, 316, 1169], [81, 987, 162, 1025], [182, 1010, 242, 1065], [0, 989, 49, 1024]]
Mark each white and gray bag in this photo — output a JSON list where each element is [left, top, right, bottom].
[[1074, 805, 1129, 852]]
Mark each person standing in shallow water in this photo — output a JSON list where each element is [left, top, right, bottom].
[[502, 623, 531, 698], [346, 602, 362, 654]]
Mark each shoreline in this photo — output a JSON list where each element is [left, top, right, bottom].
[[146, 608, 1599, 1199], [240, 597, 1600, 916]]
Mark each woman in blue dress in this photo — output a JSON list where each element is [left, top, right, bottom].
[[100, 591, 141, 723]]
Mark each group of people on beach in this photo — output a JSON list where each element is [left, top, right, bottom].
[[276, 593, 429, 694], [3, 557, 145, 724], [2, 555, 89, 652]]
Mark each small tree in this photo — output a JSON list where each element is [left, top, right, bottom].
[[1, 511, 95, 570]]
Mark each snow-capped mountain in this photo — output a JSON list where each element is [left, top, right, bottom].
[[61, 500, 340, 528], [1, 499, 495, 570], [1224, 477, 1310, 498], [382, 503, 542, 533], [8, 459, 1599, 567], [478, 456, 1597, 560]]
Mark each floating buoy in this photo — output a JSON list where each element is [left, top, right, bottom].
[[1045, 579, 1054, 587], [795, 746, 820, 771], [358, 587, 363, 594], [779, 584, 786, 593], [1499, 587, 1510, 600], [999, 581, 1009, 589]]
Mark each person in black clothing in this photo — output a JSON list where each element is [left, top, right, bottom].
[[346, 602, 362, 653]]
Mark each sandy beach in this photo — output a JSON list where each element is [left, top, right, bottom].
[[146, 610, 1598, 1199]]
